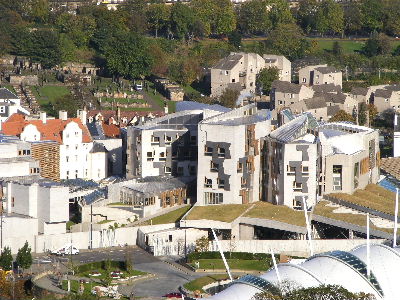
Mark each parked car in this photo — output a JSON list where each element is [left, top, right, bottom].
[[51, 244, 79, 256], [164, 292, 183, 298]]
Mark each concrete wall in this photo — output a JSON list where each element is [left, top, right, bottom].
[[210, 239, 385, 257]]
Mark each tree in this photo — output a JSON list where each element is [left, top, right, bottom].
[[101, 259, 112, 287], [219, 88, 239, 108], [146, 4, 170, 38], [103, 31, 153, 79], [237, 0, 271, 35], [269, 0, 295, 29], [0, 247, 13, 271], [332, 41, 343, 56], [383, 0, 400, 37], [363, 32, 392, 57], [170, 3, 196, 40], [297, 0, 318, 34], [53, 94, 80, 117], [228, 31, 242, 50], [315, 0, 344, 36], [125, 249, 133, 275], [16, 241, 32, 271], [256, 67, 280, 95], [27, 0, 49, 23], [29, 29, 62, 68], [368, 103, 378, 122], [122, 0, 148, 34], [360, 0, 384, 33], [344, 2, 362, 35], [265, 23, 314, 60], [195, 236, 210, 253], [329, 110, 355, 123], [358, 102, 368, 125], [168, 56, 201, 86]]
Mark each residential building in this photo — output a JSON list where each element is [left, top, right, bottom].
[[299, 65, 342, 87], [197, 104, 271, 205], [1, 112, 107, 181], [270, 80, 314, 111], [260, 113, 320, 209], [372, 86, 400, 113], [289, 97, 328, 121], [125, 110, 218, 179], [349, 87, 372, 104], [263, 54, 291, 82], [0, 135, 40, 178], [0, 88, 30, 122], [87, 109, 164, 127], [211, 52, 265, 97], [322, 92, 357, 115], [319, 122, 380, 195]]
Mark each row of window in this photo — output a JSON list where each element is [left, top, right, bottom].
[[120, 191, 156, 207], [204, 177, 226, 189], [146, 150, 195, 161], [204, 146, 226, 158], [204, 192, 223, 205], [151, 135, 196, 145], [30, 167, 40, 174], [287, 165, 309, 175], [18, 149, 31, 156], [66, 155, 87, 162]]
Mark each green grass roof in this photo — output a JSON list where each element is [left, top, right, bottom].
[[185, 204, 251, 223]]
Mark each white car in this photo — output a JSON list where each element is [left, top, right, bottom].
[[135, 83, 143, 91], [52, 245, 79, 256]]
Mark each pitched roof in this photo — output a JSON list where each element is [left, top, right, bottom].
[[350, 87, 369, 96], [327, 105, 340, 116], [0, 88, 18, 100], [311, 84, 341, 94], [374, 89, 393, 98], [272, 80, 302, 94], [314, 66, 340, 74], [102, 123, 120, 138], [380, 157, 400, 181], [1, 113, 92, 143], [304, 97, 326, 109], [90, 143, 108, 153], [320, 92, 347, 104], [213, 54, 243, 70]]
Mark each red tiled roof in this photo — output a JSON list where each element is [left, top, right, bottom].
[[102, 123, 120, 138], [2, 113, 92, 143]]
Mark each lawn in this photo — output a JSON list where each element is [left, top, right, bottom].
[[191, 258, 271, 272], [185, 204, 251, 223], [244, 201, 306, 227], [328, 184, 396, 216], [184, 274, 233, 292], [140, 205, 191, 225], [62, 280, 94, 294], [101, 97, 146, 104], [33, 85, 71, 105], [311, 38, 400, 54]]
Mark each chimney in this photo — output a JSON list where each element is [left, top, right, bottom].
[[77, 109, 87, 125], [40, 111, 47, 124], [59, 110, 67, 121], [164, 102, 168, 114]]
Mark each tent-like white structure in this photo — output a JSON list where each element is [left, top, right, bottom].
[[206, 244, 400, 300]]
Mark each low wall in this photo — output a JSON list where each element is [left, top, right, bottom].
[[210, 239, 385, 257]]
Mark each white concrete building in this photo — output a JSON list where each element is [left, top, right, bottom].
[[0, 88, 30, 122], [1, 112, 107, 181], [197, 104, 271, 205]]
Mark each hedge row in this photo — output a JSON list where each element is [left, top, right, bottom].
[[76, 261, 126, 273], [187, 251, 274, 262]]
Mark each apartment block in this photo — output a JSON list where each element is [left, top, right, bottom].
[[271, 80, 314, 111], [211, 52, 265, 97], [197, 104, 271, 205], [299, 65, 342, 88], [263, 54, 291, 82]]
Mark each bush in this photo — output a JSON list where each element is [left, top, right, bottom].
[[76, 261, 126, 273]]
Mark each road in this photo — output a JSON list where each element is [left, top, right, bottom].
[[33, 246, 202, 299]]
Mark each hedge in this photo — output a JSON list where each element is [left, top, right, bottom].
[[76, 261, 126, 273]]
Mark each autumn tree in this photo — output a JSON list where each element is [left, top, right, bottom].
[[195, 236, 210, 253], [329, 110, 355, 123], [219, 88, 240, 108], [146, 4, 170, 38], [315, 0, 344, 36], [237, 0, 272, 35]]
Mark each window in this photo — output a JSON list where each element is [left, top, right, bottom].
[[159, 152, 166, 161], [225, 71, 229, 75], [190, 135, 197, 145], [147, 151, 154, 161], [165, 135, 172, 144], [204, 192, 223, 204], [169, 235, 173, 242], [385, 98, 389, 102], [290, 94, 294, 99], [217, 178, 225, 189], [66, 145, 69, 150], [164, 166, 171, 174], [302, 166, 309, 174], [218, 147, 226, 158], [75, 145, 78, 150], [237, 162, 243, 172], [11, 197, 14, 207], [177, 166, 184, 175], [0, 106, 5, 113], [75, 155, 78, 161], [333, 165, 342, 191], [66, 156, 69, 162], [293, 181, 302, 191], [204, 146, 212, 156], [210, 161, 219, 172], [278, 101, 283, 105], [241, 177, 247, 188], [232, 79, 235, 83], [189, 165, 196, 175], [151, 136, 160, 144], [75, 170, 78, 179], [287, 166, 296, 174], [204, 178, 212, 188], [66, 170, 69, 179], [293, 199, 302, 209], [302, 78, 306, 83]]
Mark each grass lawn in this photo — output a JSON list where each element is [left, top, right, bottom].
[[244, 201, 306, 227], [311, 38, 400, 54], [185, 204, 251, 223], [62, 280, 94, 294], [101, 97, 146, 104], [184, 274, 233, 292], [139, 205, 191, 226], [33, 85, 71, 105], [192, 258, 271, 272], [328, 184, 396, 216]]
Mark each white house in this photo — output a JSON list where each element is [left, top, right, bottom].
[[0, 88, 30, 122]]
